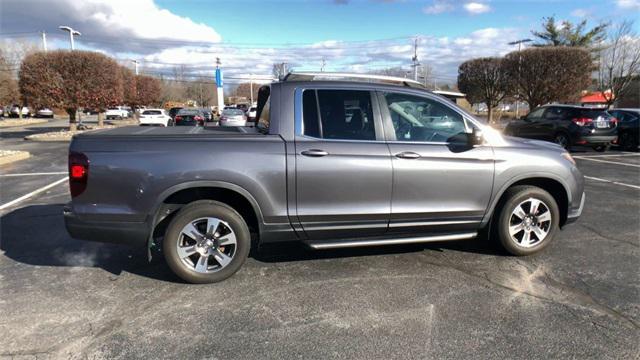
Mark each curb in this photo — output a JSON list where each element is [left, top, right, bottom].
[[0, 151, 31, 165], [0, 119, 49, 128]]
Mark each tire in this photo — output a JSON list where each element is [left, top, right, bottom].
[[163, 200, 251, 284], [554, 132, 570, 150], [619, 132, 638, 152], [592, 144, 610, 152], [495, 185, 560, 256]]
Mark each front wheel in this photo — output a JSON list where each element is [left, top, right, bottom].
[[163, 200, 251, 284], [496, 186, 560, 256]]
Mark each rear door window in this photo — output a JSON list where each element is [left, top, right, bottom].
[[302, 89, 376, 141]]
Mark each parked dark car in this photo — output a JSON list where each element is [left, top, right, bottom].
[[504, 105, 618, 152], [608, 108, 639, 151], [168, 107, 183, 120], [200, 108, 213, 122], [65, 72, 584, 284], [174, 108, 205, 126]]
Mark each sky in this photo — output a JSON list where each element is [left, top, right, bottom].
[[1, 0, 639, 87]]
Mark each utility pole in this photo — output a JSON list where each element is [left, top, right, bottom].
[[41, 31, 47, 52], [321, 58, 326, 72], [249, 74, 254, 105], [411, 38, 420, 81], [508, 38, 532, 118], [59, 26, 81, 50], [132, 60, 139, 75]]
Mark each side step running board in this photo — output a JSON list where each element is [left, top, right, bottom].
[[307, 232, 477, 250]]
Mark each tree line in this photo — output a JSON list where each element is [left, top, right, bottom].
[[458, 18, 640, 123], [17, 50, 162, 130]]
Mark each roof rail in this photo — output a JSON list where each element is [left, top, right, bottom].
[[282, 72, 426, 88]]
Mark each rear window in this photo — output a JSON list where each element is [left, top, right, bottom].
[[142, 110, 161, 115], [223, 109, 244, 116], [578, 109, 612, 119], [302, 89, 375, 140], [177, 109, 199, 115]]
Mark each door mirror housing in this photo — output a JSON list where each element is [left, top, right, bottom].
[[468, 127, 484, 146]]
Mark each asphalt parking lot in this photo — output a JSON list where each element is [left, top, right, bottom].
[[1, 119, 639, 359]]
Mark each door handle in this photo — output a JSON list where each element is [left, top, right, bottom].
[[395, 151, 421, 159], [301, 149, 329, 157]]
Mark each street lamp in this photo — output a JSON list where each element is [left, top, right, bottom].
[[508, 38, 533, 118], [59, 26, 81, 50]]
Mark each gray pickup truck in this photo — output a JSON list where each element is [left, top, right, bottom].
[[65, 73, 585, 283]]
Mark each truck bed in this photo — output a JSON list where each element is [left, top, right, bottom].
[[77, 125, 264, 138]]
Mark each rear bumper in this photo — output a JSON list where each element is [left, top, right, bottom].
[[64, 205, 148, 247]]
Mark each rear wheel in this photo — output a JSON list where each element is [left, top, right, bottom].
[[496, 186, 560, 256], [554, 133, 570, 149], [163, 200, 251, 284], [619, 132, 638, 152]]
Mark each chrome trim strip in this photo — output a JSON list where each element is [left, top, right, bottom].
[[388, 220, 479, 228], [308, 232, 477, 249]]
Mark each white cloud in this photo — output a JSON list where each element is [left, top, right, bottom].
[[423, 0, 455, 14], [80, 0, 221, 43], [464, 2, 491, 14], [570, 8, 590, 18], [616, 0, 640, 10], [0, 0, 221, 54]]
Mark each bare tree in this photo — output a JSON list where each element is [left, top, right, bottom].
[[457, 57, 512, 124], [504, 47, 593, 109], [596, 20, 640, 108], [0, 40, 39, 118], [186, 81, 216, 107]]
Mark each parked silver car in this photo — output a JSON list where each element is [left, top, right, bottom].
[[219, 108, 247, 127]]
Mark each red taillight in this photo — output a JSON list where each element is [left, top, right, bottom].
[[68, 152, 89, 197], [610, 117, 618, 126], [220, 116, 227, 121], [572, 117, 593, 126], [175, 116, 182, 122], [194, 116, 203, 121]]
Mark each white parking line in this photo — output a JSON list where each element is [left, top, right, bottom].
[[584, 176, 640, 190], [0, 177, 68, 211], [0, 171, 67, 177], [574, 153, 640, 158], [573, 156, 640, 168]]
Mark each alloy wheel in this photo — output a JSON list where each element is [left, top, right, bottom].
[[508, 198, 552, 248], [176, 217, 237, 273]]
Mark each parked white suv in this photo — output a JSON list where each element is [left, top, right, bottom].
[[139, 109, 172, 127], [106, 107, 129, 120]]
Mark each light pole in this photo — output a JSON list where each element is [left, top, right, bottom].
[[508, 38, 532, 118], [59, 26, 81, 50], [411, 38, 420, 81]]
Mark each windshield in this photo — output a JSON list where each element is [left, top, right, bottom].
[[142, 110, 161, 115]]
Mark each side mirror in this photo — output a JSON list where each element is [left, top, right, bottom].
[[468, 127, 484, 146]]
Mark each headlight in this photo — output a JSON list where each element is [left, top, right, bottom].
[[562, 152, 576, 165]]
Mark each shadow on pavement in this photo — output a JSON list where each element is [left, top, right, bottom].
[[0, 126, 67, 139], [0, 204, 178, 282], [1, 204, 502, 282]]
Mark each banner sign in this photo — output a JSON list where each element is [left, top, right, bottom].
[[215, 68, 223, 88]]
